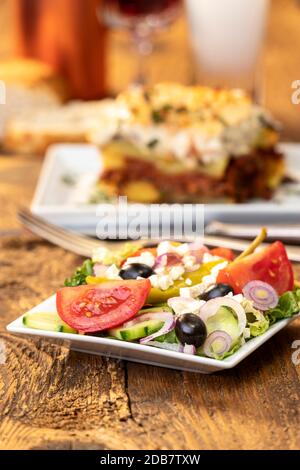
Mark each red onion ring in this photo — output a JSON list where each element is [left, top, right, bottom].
[[125, 312, 172, 328], [203, 331, 232, 358], [154, 253, 182, 269], [188, 241, 209, 263], [242, 280, 278, 311], [183, 344, 196, 355], [139, 313, 175, 344]]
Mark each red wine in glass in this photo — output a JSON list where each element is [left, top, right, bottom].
[[103, 0, 181, 31], [101, 0, 182, 83], [107, 0, 181, 19]]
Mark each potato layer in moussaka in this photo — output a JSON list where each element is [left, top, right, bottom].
[[89, 83, 284, 203]]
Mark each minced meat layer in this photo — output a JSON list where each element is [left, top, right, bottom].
[[101, 148, 284, 203]]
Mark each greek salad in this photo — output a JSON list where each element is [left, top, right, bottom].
[[23, 230, 300, 360]]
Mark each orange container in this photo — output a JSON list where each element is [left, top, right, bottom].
[[13, 0, 107, 99]]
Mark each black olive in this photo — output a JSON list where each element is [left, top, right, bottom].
[[119, 263, 154, 280], [200, 283, 234, 301], [175, 313, 207, 348]]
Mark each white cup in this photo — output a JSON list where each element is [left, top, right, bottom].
[[185, 0, 270, 100]]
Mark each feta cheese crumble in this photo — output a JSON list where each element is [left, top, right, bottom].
[[182, 254, 200, 272], [125, 251, 155, 268], [170, 265, 185, 281], [156, 241, 190, 257], [105, 264, 121, 280], [149, 264, 184, 290], [149, 274, 173, 291], [92, 247, 109, 263], [202, 260, 228, 285], [180, 282, 211, 299], [168, 297, 205, 316], [202, 252, 223, 264]]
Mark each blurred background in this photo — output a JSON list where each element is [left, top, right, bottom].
[[0, 0, 300, 140]]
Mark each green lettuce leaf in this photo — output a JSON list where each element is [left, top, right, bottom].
[[267, 290, 300, 324], [155, 330, 179, 344], [213, 339, 243, 360], [242, 299, 269, 337], [197, 337, 243, 360], [64, 259, 94, 287]]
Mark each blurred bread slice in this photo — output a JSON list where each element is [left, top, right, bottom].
[[0, 58, 68, 98], [0, 58, 67, 144], [4, 99, 119, 155]]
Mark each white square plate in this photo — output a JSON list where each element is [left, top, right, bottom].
[[6, 295, 299, 374], [31, 143, 300, 234]]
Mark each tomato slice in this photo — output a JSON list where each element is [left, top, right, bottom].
[[56, 279, 151, 333], [217, 241, 294, 295], [210, 247, 234, 261]]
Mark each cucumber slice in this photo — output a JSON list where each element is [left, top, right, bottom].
[[205, 306, 239, 340], [23, 312, 77, 334], [109, 319, 164, 341]]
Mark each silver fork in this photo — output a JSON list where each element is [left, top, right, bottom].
[[17, 207, 300, 262], [18, 207, 125, 258]]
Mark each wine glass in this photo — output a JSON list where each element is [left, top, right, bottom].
[[100, 0, 182, 85]]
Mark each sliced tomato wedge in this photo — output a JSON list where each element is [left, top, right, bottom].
[[210, 247, 234, 261], [217, 241, 294, 295], [56, 279, 151, 333]]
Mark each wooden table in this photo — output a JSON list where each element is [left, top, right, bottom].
[[0, 153, 300, 451], [1, 0, 300, 451]]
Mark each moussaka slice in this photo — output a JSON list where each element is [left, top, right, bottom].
[[90, 83, 284, 203]]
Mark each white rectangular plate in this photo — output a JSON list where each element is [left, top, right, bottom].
[[6, 295, 299, 374], [31, 143, 300, 234]]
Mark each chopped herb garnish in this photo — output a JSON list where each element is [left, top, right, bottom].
[[151, 105, 173, 123], [176, 106, 187, 113], [259, 114, 278, 131], [162, 104, 173, 112], [147, 138, 159, 149], [144, 91, 151, 102], [151, 110, 164, 123], [61, 174, 77, 186]]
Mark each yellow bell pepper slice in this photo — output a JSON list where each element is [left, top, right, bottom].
[[86, 260, 222, 305]]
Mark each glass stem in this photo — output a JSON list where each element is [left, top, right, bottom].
[[132, 25, 153, 85]]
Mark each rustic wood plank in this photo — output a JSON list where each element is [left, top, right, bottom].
[[126, 318, 300, 450], [0, 154, 42, 230], [0, 172, 300, 450], [1, 0, 300, 451], [0, 234, 132, 450]]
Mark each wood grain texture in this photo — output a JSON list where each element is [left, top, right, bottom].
[[1, 0, 300, 451], [0, 232, 300, 450]]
